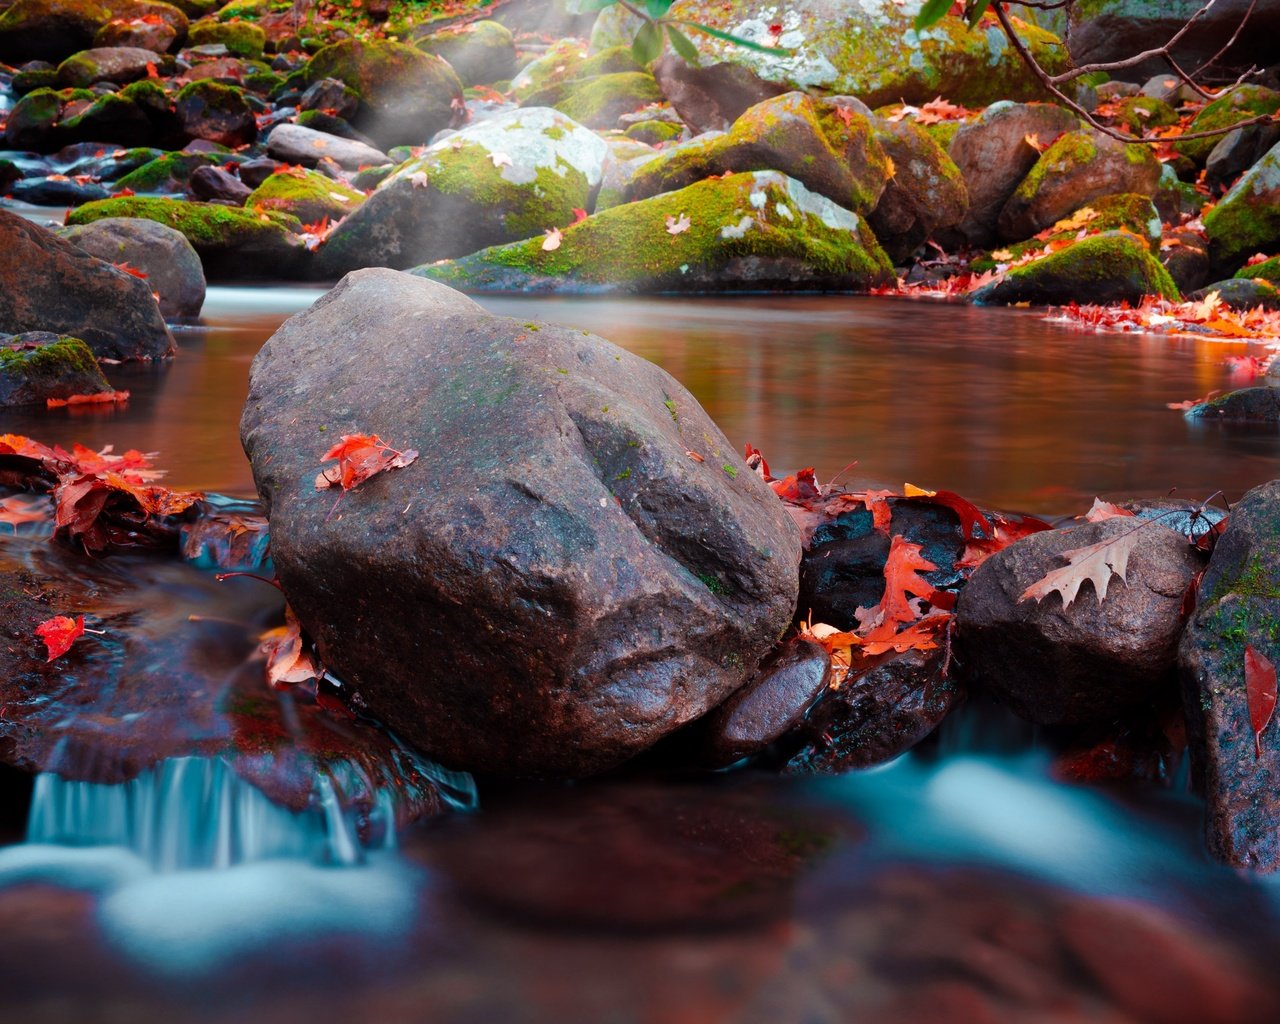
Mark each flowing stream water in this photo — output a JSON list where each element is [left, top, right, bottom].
[[2, 288, 1280, 1021]]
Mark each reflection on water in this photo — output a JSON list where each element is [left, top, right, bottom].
[[3, 290, 1274, 512]]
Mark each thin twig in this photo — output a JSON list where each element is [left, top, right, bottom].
[[1190, 0, 1258, 78], [1050, 0, 1217, 84]]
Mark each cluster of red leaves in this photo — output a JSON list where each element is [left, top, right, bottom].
[[315, 433, 418, 492], [1053, 291, 1280, 345], [883, 96, 974, 126], [0, 434, 201, 552], [259, 605, 323, 689]]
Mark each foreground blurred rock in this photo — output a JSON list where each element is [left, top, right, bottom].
[[241, 270, 802, 777]]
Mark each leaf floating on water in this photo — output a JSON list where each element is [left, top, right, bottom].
[[1020, 529, 1143, 608], [35, 615, 85, 662], [46, 390, 130, 409], [1245, 645, 1277, 760], [315, 433, 418, 492]]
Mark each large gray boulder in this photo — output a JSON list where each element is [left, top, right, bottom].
[[60, 215, 205, 318], [241, 270, 802, 777], [0, 207, 173, 360]]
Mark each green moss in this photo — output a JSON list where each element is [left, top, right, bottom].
[[1236, 255, 1280, 284], [696, 571, 727, 595], [67, 196, 301, 247], [511, 42, 641, 102], [1210, 554, 1280, 603], [1177, 85, 1280, 164], [120, 78, 167, 107], [0, 335, 102, 382], [721, 464, 738, 479], [188, 18, 266, 58], [625, 120, 682, 145], [115, 151, 221, 193], [1012, 130, 1098, 202], [994, 230, 1179, 301], [1204, 151, 1280, 272], [247, 167, 364, 223], [1110, 95, 1178, 130], [550, 72, 662, 130], [921, 119, 961, 151]]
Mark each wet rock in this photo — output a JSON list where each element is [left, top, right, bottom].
[[413, 19, 515, 88], [619, 92, 892, 216], [970, 231, 1179, 306], [0, 207, 173, 360], [1206, 123, 1280, 192], [8, 175, 109, 205], [59, 214, 205, 318], [316, 106, 606, 276], [1176, 84, 1280, 166], [1204, 140, 1280, 273], [187, 162, 251, 204], [265, 121, 390, 170], [1186, 386, 1280, 423], [174, 78, 256, 147], [246, 165, 363, 224], [56, 45, 159, 87], [649, 52, 787, 134], [0, 332, 110, 406], [1180, 480, 1280, 871], [67, 195, 305, 280], [112, 149, 220, 193], [1192, 278, 1280, 312], [297, 75, 359, 120], [240, 269, 802, 777], [868, 117, 968, 263], [945, 101, 1080, 248], [303, 38, 463, 150], [997, 130, 1161, 243], [956, 517, 1202, 725], [700, 637, 831, 765], [419, 170, 894, 295], [782, 645, 961, 773], [1160, 230, 1211, 295], [238, 155, 282, 189]]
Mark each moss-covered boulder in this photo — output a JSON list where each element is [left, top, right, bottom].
[[1176, 85, 1280, 166], [530, 71, 663, 131], [304, 38, 463, 149], [1204, 141, 1280, 274], [997, 129, 1161, 242], [619, 92, 891, 217], [414, 19, 515, 88], [59, 215, 205, 317], [0, 333, 112, 406], [57, 82, 168, 147], [317, 106, 608, 277], [2, 86, 74, 149], [0, 0, 113, 63], [247, 166, 364, 225], [114, 150, 222, 192], [596, 0, 1066, 109], [510, 40, 639, 103], [970, 230, 1179, 306], [1236, 255, 1280, 285], [188, 16, 264, 58], [56, 45, 159, 87], [624, 119, 682, 146], [867, 117, 967, 263], [175, 78, 256, 147], [416, 170, 894, 295], [67, 196, 306, 279]]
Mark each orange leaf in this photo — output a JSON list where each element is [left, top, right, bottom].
[[259, 606, 322, 689], [316, 433, 418, 492]]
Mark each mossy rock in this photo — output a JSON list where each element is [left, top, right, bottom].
[[0, 333, 111, 407], [604, 1, 1066, 109], [114, 150, 222, 192], [12, 66, 60, 93], [56, 45, 160, 88], [304, 38, 463, 149], [624, 120, 682, 146], [415, 169, 894, 295], [1108, 94, 1179, 132], [414, 18, 515, 88], [1204, 142, 1280, 274], [997, 129, 1160, 242], [57, 88, 160, 147], [0, 0, 114, 64], [188, 17, 265, 58], [1176, 85, 1280, 165], [175, 78, 257, 147], [1236, 255, 1280, 285], [971, 192, 1162, 273], [868, 116, 968, 263], [970, 230, 1179, 306], [624, 92, 891, 216], [2, 86, 68, 149], [247, 166, 365, 224], [66, 195, 306, 279], [510, 41, 639, 103], [1192, 278, 1280, 313], [316, 106, 608, 277], [536, 71, 661, 131]]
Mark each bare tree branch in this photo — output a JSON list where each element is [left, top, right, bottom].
[[1049, 0, 1218, 84]]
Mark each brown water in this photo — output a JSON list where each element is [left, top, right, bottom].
[[4, 290, 1276, 514]]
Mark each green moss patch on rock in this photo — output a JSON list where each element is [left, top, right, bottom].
[[1177, 85, 1280, 165], [188, 17, 265, 58], [624, 120, 682, 146], [414, 169, 894, 295], [67, 195, 306, 279], [413, 18, 515, 88], [174, 78, 257, 147], [115, 150, 222, 193], [0, 333, 111, 407], [1204, 141, 1280, 274], [510, 41, 640, 103], [1236, 255, 1280, 285], [970, 230, 1179, 306], [534, 71, 662, 132], [247, 166, 365, 224]]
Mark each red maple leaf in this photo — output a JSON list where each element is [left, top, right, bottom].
[[35, 615, 85, 661], [315, 433, 418, 492]]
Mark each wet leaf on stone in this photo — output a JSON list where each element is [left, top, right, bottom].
[[1245, 645, 1277, 760], [316, 433, 418, 492], [35, 614, 85, 662], [1020, 528, 1144, 608]]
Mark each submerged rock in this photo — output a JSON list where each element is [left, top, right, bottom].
[[418, 170, 894, 295], [0, 332, 111, 406], [956, 517, 1202, 725], [1180, 480, 1280, 871], [0, 207, 173, 360], [240, 269, 802, 777]]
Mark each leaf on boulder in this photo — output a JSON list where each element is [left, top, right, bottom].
[[315, 433, 418, 492], [1020, 528, 1143, 608], [1245, 645, 1277, 759]]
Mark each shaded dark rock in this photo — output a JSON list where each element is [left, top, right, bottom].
[[1160, 230, 1211, 295], [298, 75, 359, 120], [650, 53, 786, 134], [238, 155, 282, 189], [956, 517, 1203, 725], [174, 78, 256, 147], [782, 644, 961, 773], [868, 117, 968, 264], [59, 214, 205, 317], [8, 175, 109, 205], [700, 637, 831, 766], [1206, 123, 1280, 193], [1186, 386, 1280, 423], [240, 269, 802, 778], [1192, 278, 1280, 312], [0, 207, 173, 360], [0, 0, 114, 64], [0, 332, 110, 406], [187, 162, 251, 204]]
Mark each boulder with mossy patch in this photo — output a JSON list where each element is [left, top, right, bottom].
[[970, 230, 1179, 306], [56, 45, 161, 87], [0, 0, 114, 63], [0, 207, 173, 360], [247, 166, 364, 225], [316, 107, 607, 277], [188, 17, 264, 58], [997, 129, 1161, 242], [527, 71, 663, 131], [59, 215, 205, 318], [113, 149, 222, 193], [594, 0, 1066, 110], [175, 78, 257, 147], [1204, 141, 1280, 275], [1236, 255, 1280, 285], [415, 170, 894, 295], [1191, 279, 1280, 313], [1185, 386, 1280, 423], [509, 40, 639, 103], [1176, 85, 1280, 166], [624, 120, 683, 146], [1179, 479, 1280, 871], [67, 195, 305, 279], [303, 38, 463, 150], [2, 86, 80, 149], [0, 333, 113, 407], [58, 78, 176, 147], [867, 116, 968, 263], [413, 19, 515, 88], [619, 92, 891, 217]]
